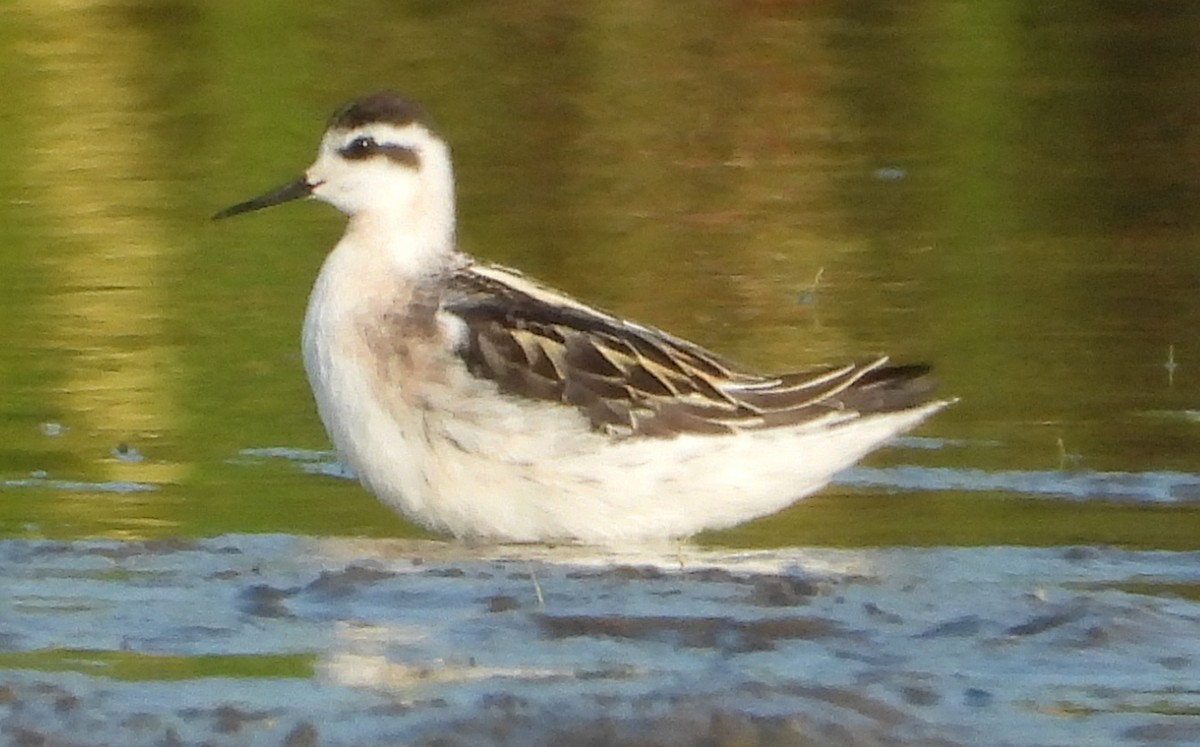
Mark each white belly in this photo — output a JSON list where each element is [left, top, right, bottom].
[[303, 301, 942, 542]]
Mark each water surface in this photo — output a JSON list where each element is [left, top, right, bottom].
[[3, 2, 1200, 744]]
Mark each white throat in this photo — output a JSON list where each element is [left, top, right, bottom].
[[339, 181, 456, 280]]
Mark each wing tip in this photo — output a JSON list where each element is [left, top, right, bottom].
[[840, 361, 945, 414]]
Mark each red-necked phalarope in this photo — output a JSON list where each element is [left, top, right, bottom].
[[214, 91, 953, 543]]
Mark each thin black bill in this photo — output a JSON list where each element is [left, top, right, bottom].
[[212, 177, 314, 220]]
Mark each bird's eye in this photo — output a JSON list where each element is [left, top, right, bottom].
[[342, 135, 378, 159]]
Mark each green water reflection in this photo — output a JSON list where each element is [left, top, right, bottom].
[[3, 1, 1200, 547], [0, 650, 314, 682]]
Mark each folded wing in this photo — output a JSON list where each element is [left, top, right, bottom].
[[443, 264, 935, 439]]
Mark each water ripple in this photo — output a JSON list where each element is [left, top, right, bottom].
[[838, 466, 1200, 503]]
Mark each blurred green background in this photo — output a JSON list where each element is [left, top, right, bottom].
[[3, 0, 1200, 547]]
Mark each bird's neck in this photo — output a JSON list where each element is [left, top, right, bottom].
[[341, 207, 456, 282], [342, 158, 458, 281]]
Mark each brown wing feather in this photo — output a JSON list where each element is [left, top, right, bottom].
[[443, 264, 935, 439]]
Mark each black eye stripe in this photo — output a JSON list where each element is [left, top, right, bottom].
[[339, 136, 420, 168], [378, 144, 420, 168]]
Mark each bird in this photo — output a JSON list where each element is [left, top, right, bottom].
[[213, 91, 952, 544]]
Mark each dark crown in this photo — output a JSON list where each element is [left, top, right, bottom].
[[328, 92, 432, 131]]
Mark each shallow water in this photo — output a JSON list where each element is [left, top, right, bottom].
[[3, 1, 1200, 744], [5, 536, 1200, 746]]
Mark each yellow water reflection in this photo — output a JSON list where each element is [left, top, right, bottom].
[[16, 3, 187, 509]]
